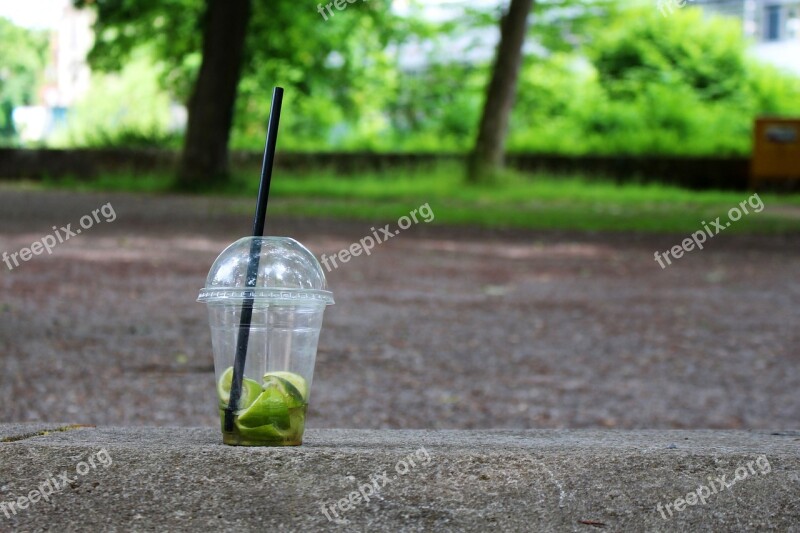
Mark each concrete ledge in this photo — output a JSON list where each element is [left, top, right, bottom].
[[1, 425, 798, 531]]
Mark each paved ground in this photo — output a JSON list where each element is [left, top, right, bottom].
[[1, 424, 798, 531], [0, 187, 798, 430]]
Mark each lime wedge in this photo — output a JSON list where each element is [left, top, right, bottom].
[[263, 371, 308, 402], [237, 386, 290, 429], [237, 423, 291, 441], [217, 367, 262, 410], [236, 408, 306, 442]]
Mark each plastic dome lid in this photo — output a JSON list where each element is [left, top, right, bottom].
[[198, 237, 334, 305]]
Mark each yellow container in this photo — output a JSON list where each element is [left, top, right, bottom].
[[751, 117, 800, 188]]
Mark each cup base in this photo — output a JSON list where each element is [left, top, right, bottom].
[[222, 432, 302, 447]]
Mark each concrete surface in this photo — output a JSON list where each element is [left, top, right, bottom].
[[0, 424, 798, 531]]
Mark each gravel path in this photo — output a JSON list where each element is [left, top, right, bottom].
[[1, 187, 798, 430]]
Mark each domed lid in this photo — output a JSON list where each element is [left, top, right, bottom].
[[198, 237, 334, 305]]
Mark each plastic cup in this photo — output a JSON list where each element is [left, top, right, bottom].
[[198, 237, 334, 446]]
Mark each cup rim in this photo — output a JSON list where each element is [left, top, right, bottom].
[[198, 287, 334, 305]]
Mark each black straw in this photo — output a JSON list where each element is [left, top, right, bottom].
[[225, 87, 284, 432]]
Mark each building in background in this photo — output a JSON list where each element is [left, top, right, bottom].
[[697, 0, 800, 74], [45, 0, 94, 108], [13, 0, 93, 142]]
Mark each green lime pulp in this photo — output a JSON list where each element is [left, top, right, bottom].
[[217, 370, 308, 446]]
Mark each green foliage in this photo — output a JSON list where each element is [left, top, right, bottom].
[[507, 4, 800, 155], [0, 18, 48, 143], [232, 0, 402, 150], [74, 0, 204, 102], [69, 0, 800, 156], [76, 0, 401, 150], [48, 51, 179, 148], [589, 6, 747, 101], [379, 63, 485, 152]]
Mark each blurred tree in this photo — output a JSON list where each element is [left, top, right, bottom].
[[75, 0, 396, 186], [381, 0, 614, 154], [467, 0, 534, 183], [177, 0, 250, 188], [71, 0, 799, 160], [0, 18, 48, 143], [468, 1, 799, 157], [75, 0, 247, 187]]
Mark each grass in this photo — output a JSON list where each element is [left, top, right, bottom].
[[37, 163, 800, 234]]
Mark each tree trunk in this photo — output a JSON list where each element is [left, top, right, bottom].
[[467, 0, 534, 183], [177, 0, 251, 189]]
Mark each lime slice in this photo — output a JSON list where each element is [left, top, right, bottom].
[[217, 367, 262, 410], [236, 409, 306, 442], [263, 371, 308, 402], [237, 423, 292, 441], [237, 386, 290, 429], [261, 375, 305, 408]]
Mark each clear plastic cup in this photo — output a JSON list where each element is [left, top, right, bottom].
[[198, 237, 334, 446]]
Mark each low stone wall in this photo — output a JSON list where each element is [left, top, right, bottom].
[[506, 153, 750, 190], [0, 148, 753, 190], [1, 424, 797, 530], [0, 148, 179, 179]]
